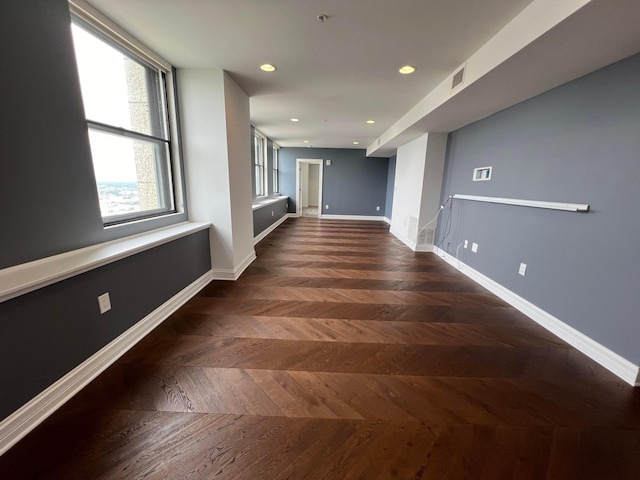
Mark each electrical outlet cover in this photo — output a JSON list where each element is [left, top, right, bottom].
[[471, 242, 478, 253], [98, 292, 111, 314], [519, 263, 527, 276]]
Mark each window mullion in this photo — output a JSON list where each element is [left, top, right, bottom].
[[87, 120, 168, 145]]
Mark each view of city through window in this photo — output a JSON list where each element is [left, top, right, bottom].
[[96, 181, 142, 216], [71, 22, 171, 220]]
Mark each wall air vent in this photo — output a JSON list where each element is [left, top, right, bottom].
[[451, 65, 466, 91], [418, 228, 435, 246]]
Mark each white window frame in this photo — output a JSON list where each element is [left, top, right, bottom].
[[272, 144, 280, 194], [254, 130, 267, 197], [69, 0, 185, 226]]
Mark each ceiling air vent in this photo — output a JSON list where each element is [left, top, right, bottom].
[[451, 65, 466, 91]]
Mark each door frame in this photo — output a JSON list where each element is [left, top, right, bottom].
[[295, 158, 323, 218]]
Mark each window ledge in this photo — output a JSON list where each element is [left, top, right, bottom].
[[252, 196, 287, 211], [0, 221, 211, 304]]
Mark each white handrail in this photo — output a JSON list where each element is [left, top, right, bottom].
[[453, 194, 589, 212]]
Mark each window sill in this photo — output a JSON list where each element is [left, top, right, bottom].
[[0, 221, 211, 304], [252, 196, 287, 211]]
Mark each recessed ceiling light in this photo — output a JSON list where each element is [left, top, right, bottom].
[[366, 120, 375, 124], [303, 140, 309, 143], [260, 64, 276, 72], [290, 118, 299, 122], [398, 65, 416, 75], [353, 141, 360, 145]]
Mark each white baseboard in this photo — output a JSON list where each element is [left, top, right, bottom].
[[384, 217, 392, 225], [389, 227, 435, 252], [414, 243, 435, 253], [254, 214, 293, 245], [389, 227, 418, 250], [433, 247, 640, 387], [0, 269, 214, 456], [211, 250, 256, 281], [320, 214, 387, 221]]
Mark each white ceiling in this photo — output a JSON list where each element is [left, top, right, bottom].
[[86, 0, 640, 155]]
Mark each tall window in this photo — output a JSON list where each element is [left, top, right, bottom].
[[254, 133, 266, 196], [272, 145, 280, 193], [71, 18, 176, 225]]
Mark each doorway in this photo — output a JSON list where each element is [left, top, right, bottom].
[[296, 159, 323, 218]]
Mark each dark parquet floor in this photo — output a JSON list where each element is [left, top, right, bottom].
[[1, 218, 640, 479]]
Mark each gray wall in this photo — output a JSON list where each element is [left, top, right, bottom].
[[253, 198, 289, 237], [385, 156, 396, 219], [0, 0, 187, 270], [436, 52, 640, 364], [0, 0, 210, 421], [279, 148, 389, 215], [0, 230, 211, 420]]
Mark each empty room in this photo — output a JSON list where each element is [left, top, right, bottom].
[[1, 0, 640, 478]]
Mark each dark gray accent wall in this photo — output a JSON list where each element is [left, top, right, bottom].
[[436, 52, 640, 364], [0, 0, 187, 270], [385, 156, 396, 219], [0, 230, 211, 420], [253, 198, 289, 237], [279, 148, 389, 216]]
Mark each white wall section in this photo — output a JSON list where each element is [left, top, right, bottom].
[[390, 133, 447, 251], [224, 72, 256, 273], [178, 69, 255, 278]]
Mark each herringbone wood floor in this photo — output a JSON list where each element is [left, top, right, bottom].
[[1, 218, 640, 479]]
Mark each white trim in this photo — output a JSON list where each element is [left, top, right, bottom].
[[211, 250, 256, 281], [0, 269, 214, 456], [254, 214, 293, 245], [253, 132, 267, 197], [295, 159, 323, 218], [69, 0, 171, 72], [385, 227, 435, 253], [389, 226, 435, 252], [252, 196, 287, 211], [0, 222, 210, 304], [390, 226, 417, 250], [384, 217, 392, 225], [321, 215, 387, 222], [433, 247, 640, 386], [453, 194, 589, 212]]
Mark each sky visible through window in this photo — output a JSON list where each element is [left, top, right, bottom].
[[71, 23, 137, 183]]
